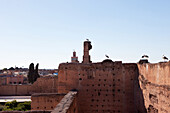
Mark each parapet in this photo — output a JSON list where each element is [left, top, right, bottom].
[[52, 91, 78, 113], [31, 93, 65, 111]]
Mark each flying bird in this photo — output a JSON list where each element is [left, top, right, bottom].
[[163, 55, 168, 61], [142, 55, 149, 58], [105, 54, 109, 58]]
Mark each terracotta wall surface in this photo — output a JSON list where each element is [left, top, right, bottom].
[[51, 91, 78, 113], [138, 61, 170, 113], [0, 111, 51, 113], [1, 60, 169, 113], [58, 60, 146, 113], [30, 77, 58, 94], [0, 77, 58, 96], [31, 93, 65, 111], [0, 85, 31, 96], [138, 62, 170, 85]]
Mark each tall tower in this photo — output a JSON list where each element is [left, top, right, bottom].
[[82, 40, 92, 63], [71, 51, 79, 63]]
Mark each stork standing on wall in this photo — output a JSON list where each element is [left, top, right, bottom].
[[163, 55, 168, 62], [142, 55, 149, 59], [105, 54, 109, 59]]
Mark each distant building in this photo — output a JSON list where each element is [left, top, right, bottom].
[[0, 74, 13, 85], [0, 74, 27, 85], [71, 51, 79, 63], [6, 75, 24, 84]]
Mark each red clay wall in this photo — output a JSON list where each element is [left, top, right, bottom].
[[138, 61, 170, 113], [58, 60, 146, 113], [51, 91, 78, 113], [31, 93, 65, 111], [0, 85, 31, 95], [30, 77, 58, 94], [0, 111, 51, 113], [0, 77, 58, 96], [138, 62, 170, 85]]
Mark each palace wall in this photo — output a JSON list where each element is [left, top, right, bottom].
[[1, 39, 170, 113], [51, 91, 78, 113], [0, 77, 58, 96], [0, 111, 51, 113], [58, 60, 146, 113], [138, 61, 170, 113], [31, 93, 65, 111], [0, 84, 31, 96]]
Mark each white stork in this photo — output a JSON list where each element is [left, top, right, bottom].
[[163, 55, 168, 61], [142, 55, 149, 59], [105, 54, 109, 59]]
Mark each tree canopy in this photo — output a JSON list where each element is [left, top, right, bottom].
[[28, 63, 40, 84]]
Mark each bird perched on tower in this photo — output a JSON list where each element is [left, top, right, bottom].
[[142, 55, 149, 59], [163, 55, 168, 61]]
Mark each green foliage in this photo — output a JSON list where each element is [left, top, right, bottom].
[[5, 100, 17, 109], [2, 68, 7, 71], [2, 100, 31, 111], [0, 104, 5, 111], [34, 63, 40, 82], [28, 63, 40, 84], [28, 63, 34, 84], [23, 101, 31, 110]]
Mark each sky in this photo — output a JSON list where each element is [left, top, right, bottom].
[[0, 0, 170, 69]]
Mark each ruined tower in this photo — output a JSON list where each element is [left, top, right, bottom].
[[71, 51, 79, 63], [82, 40, 92, 63]]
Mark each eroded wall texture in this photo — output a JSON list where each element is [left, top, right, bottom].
[[58, 60, 146, 113], [52, 91, 78, 113], [138, 61, 170, 113]]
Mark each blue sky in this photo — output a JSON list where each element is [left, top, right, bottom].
[[0, 0, 170, 69]]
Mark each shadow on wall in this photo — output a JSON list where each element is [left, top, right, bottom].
[[135, 66, 147, 113]]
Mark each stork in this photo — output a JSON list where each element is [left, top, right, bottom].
[[142, 55, 149, 59], [163, 55, 168, 61], [105, 54, 109, 59]]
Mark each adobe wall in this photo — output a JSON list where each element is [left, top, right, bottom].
[[0, 77, 58, 96], [30, 77, 58, 94], [31, 93, 65, 111], [0, 111, 51, 113], [138, 62, 170, 85], [51, 91, 78, 113], [138, 62, 170, 113], [58, 60, 146, 113], [0, 85, 31, 96]]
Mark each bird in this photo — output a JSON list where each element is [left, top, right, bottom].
[[142, 55, 149, 59], [105, 54, 109, 59], [86, 39, 89, 41], [163, 55, 168, 61]]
